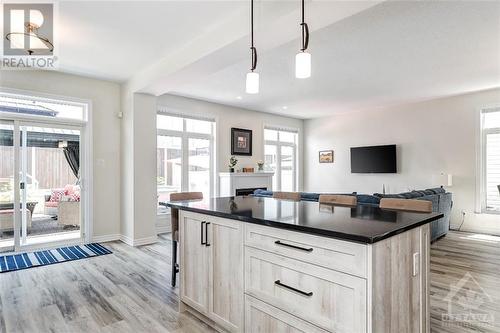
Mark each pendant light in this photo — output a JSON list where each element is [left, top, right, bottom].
[[246, 0, 259, 94], [295, 0, 311, 78]]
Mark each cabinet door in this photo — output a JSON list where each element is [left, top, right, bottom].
[[208, 217, 244, 332], [180, 213, 209, 314]]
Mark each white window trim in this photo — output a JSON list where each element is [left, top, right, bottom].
[[156, 112, 216, 215], [263, 124, 299, 192], [476, 105, 500, 215]]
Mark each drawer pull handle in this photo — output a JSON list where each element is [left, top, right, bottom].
[[201, 221, 206, 245], [205, 222, 211, 247], [274, 240, 313, 252], [275, 280, 313, 297]]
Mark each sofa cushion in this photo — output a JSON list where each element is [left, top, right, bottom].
[[253, 189, 273, 197], [409, 191, 425, 198], [356, 194, 380, 205], [426, 187, 446, 194], [300, 192, 320, 201], [374, 193, 405, 199], [45, 201, 59, 208]]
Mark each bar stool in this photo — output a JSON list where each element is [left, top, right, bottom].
[[379, 198, 432, 213], [318, 194, 357, 206], [273, 191, 301, 201]]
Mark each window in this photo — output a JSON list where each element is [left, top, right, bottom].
[[0, 91, 87, 121], [480, 107, 500, 213], [157, 113, 215, 214], [264, 127, 298, 191]]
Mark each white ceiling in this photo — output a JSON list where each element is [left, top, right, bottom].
[[57, 1, 247, 81], [54, 1, 500, 118]]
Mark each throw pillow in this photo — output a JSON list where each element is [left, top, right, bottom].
[[49, 189, 65, 202]]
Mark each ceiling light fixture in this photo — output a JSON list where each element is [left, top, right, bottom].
[[246, 0, 259, 94], [295, 0, 311, 79], [5, 10, 54, 55]]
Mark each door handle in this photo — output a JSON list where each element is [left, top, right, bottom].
[[201, 221, 206, 245], [20, 182, 25, 190], [205, 222, 211, 247]]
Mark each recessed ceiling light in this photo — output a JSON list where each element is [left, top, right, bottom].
[[236, 96, 242, 100], [282, 106, 288, 110]]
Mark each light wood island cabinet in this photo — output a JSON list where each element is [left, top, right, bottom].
[[178, 209, 431, 333]]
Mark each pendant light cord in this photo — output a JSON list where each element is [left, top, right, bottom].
[[250, 0, 257, 71], [300, 0, 309, 52]]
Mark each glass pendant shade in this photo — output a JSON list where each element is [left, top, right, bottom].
[[246, 72, 259, 94], [295, 51, 311, 78]]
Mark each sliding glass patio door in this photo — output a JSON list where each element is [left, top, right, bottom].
[[19, 123, 82, 247], [0, 120, 84, 252], [0, 121, 16, 253]]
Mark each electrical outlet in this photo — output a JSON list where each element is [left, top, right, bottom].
[[412, 252, 419, 276]]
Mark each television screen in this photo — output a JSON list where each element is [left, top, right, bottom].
[[350, 144, 397, 173]]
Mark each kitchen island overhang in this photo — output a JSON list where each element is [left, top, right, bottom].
[[165, 195, 443, 244]]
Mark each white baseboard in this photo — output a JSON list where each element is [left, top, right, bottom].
[[92, 234, 121, 243], [119, 234, 158, 247]]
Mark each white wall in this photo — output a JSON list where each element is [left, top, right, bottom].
[[0, 71, 121, 239], [304, 88, 500, 235], [120, 89, 158, 245], [157, 94, 305, 191]]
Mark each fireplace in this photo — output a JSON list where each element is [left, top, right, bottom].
[[235, 187, 267, 196], [219, 172, 274, 196]]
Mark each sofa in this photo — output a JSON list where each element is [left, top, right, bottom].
[[44, 185, 81, 226], [252, 187, 452, 242], [0, 206, 32, 232]]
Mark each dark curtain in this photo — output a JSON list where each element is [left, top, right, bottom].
[[63, 142, 79, 179]]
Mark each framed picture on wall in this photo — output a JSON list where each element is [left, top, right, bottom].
[[231, 128, 252, 156], [319, 150, 334, 163]]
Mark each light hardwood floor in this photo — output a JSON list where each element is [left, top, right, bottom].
[[0, 231, 498, 332], [431, 231, 500, 333], [0, 234, 215, 333]]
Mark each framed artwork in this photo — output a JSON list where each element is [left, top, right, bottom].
[[231, 128, 252, 156], [319, 150, 334, 163]]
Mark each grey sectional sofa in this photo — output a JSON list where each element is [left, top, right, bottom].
[[252, 187, 452, 242]]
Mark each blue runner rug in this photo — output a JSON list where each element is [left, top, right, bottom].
[[0, 243, 112, 273]]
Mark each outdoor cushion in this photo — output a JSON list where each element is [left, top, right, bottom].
[[49, 188, 65, 202]]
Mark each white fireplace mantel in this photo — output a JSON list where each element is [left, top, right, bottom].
[[219, 172, 274, 197]]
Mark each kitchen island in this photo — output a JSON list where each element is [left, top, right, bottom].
[[166, 196, 443, 333]]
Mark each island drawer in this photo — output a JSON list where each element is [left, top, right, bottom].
[[244, 224, 367, 278], [245, 247, 367, 333], [245, 295, 329, 333]]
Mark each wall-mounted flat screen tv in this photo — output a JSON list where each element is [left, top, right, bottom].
[[350, 144, 397, 173]]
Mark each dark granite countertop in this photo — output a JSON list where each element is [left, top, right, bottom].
[[163, 196, 443, 244]]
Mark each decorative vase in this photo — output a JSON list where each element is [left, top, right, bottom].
[[257, 164, 264, 171], [229, 168, 234, 173]]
